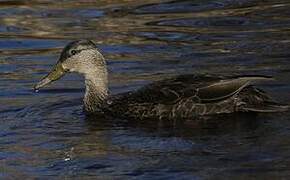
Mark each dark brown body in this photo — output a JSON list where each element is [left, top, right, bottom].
[[102, 74, 287, 120]]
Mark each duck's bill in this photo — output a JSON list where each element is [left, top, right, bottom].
[[34, 63, 66, 91]]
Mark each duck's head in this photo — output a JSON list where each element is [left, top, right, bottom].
[[34, 40, 106, 91]]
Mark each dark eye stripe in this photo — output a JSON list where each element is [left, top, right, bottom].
[[70, 48, 95, 56], [71, 50, 77, 55], [69, 49, 82, 57], [60, 47, 96, 62]]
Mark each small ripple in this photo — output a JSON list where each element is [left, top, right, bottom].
[[0, 39, 66, 50], [0, 25, 29, 33], [133, 0, 223, 14], [14, 97, 82, 119], [147, 16, 290, 31]]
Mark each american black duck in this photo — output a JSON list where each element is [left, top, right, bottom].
[[34, 40, 289, 120]]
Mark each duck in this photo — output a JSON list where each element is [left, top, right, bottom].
[[34, 40, 289, 120]]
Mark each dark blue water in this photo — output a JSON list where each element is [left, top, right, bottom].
[[1, 0, 290, 179]]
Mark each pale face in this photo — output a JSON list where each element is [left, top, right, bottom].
[[34, 40, 106, 90], [62, 48, 106, 75]]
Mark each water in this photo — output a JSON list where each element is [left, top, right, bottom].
[[1, 0, 290, 179]]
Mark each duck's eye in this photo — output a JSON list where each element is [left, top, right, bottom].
[[70, 50, 77, 56]]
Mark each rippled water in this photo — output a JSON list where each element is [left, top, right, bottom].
[[1, 0, 290, 179]]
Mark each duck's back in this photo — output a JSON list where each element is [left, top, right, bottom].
[[103, 74, 287, 120]]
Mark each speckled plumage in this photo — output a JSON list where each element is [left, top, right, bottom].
[[102, 74, 286, 120], [34, 40, 289, 120]]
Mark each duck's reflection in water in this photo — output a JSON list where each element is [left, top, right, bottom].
[[84, 112, 261, 138]]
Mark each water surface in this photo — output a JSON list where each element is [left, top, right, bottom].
[[1, 0, 290, 179]]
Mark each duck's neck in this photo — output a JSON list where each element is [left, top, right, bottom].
[[83, 69, 108, 113]]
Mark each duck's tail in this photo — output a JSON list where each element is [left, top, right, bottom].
[[238, 86, 289, 113], [241, 101, 289, 113]]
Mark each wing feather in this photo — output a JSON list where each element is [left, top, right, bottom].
[[197, 76, 273, 102]]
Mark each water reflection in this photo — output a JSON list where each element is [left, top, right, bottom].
[[0, 0, 290, 179]]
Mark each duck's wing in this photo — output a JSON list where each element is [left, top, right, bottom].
[[196, 75, 274, 102], [113, 74, 273, 105], [110, 74, 219, 104]]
